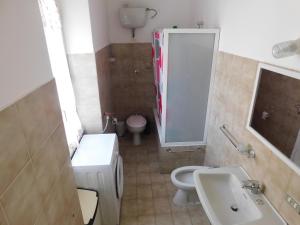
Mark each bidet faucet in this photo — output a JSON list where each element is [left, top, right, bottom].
[[241, 180, 264, 194]]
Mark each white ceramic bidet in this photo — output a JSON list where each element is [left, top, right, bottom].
[[171, 166, 209, 206]]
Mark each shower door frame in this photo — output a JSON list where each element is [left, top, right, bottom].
[[155, 28, 220, 147]]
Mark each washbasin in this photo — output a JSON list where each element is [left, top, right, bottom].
[[193, 166, 287, 225]]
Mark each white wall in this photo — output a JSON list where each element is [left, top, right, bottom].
[[58, 0, 94, 54], [89, 0, 110, 52], [193, 0, 300, 71], [0, 0, 53, 110], [107, 0, 196, 43]]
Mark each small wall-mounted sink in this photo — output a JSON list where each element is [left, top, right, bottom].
[[193, 166, 286, 225]]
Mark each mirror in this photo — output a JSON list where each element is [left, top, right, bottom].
[[248, 64, 300, 171]]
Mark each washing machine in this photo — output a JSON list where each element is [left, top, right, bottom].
[[72, 133, 123, 225]]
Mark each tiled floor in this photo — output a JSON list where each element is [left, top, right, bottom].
[[119, 134, 211, 225]]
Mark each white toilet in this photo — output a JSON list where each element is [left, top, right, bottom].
[[171, 166, 209, 206], [126, 114, 147, 145]]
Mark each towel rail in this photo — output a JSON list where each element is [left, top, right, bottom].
[[219, 125, 239, 148], [219, 124, 255, 158]]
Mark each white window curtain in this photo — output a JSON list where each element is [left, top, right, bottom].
[[38, 0, 83, 155]]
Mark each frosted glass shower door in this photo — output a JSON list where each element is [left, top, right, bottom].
[[164, 31, 217, 144]]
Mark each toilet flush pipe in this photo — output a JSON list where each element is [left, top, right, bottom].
[[102, 115, 110, 133], [103, 112, 115, 133]]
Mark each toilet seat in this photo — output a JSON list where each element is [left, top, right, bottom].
[[126, 115, 146, 128], [171, 166, 209, 190]]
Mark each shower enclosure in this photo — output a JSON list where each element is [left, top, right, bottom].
[[152, 29, 219, 147]]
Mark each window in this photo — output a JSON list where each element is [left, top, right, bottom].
[[38, 0, 83, 155]]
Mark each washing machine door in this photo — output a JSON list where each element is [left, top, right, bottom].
[[115, 155, 124, 199]]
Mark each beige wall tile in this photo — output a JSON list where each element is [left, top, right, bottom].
[[0, 105, 29, 195], [42, 181, 67, 225], [278, 201, 299, 225], [263, 153, 293, 209], [158, 146, 205, 173], [59, 161, 79, 208], [60, 195, 83, 225], [286, 171, 300, 201], [110, 43, 155, 128], [32, 136, 60, 199], [16, 82, 57, 157], [0, 205, 8, 225], [279, 171, 300, 225], [50, 124, 70, 171], [95, 46, 113, 131], [0, 79, 83, 225], [206, 51, 300, 224], [42, 80, 62, 134], [34, 209, 49, 225], [0, 163, 43, 225]]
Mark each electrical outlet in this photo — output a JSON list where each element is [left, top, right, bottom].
[[286, 194, 300, 214]]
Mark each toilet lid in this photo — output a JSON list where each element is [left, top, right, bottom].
[[126, 115, 147, 127]]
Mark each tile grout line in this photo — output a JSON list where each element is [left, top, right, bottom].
[[0, 160, 32, 200], [29, 120, 62, 160], [0, 202, 10, 225]]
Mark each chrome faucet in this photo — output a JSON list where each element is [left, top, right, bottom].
[[242, 180, 264, 194]]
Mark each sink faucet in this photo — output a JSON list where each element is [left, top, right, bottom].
[[242, 180, 264, 194]]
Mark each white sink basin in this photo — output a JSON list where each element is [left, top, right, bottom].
[[193, 166, 287, 225]]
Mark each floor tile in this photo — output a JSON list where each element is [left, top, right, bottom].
[[137, 185, 153, 199], [150, 173, 165, 184], [137, 163, 150, 173], [121, 199, 138, 218], [124, 176, 137, 186], [155, 213, 173, 225], [154, 198, 171, 215], [123, 184, 137, 200], [137, 173, 151, 185], [119, 134, 210, 225], [138, 215, 155, 225], [152, 183, 168, 198], [138, 198, 155, 216], [121, 216, 138, 225], [172, 212, 192, 225]]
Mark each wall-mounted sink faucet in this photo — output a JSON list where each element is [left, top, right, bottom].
[[242, 180, 265, 194]]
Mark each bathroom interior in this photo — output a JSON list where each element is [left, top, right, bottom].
[[1, 0, 300, 225]]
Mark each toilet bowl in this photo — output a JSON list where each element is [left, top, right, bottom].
[[171, 166, 209, 206], [126, 114, 147, 145]]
